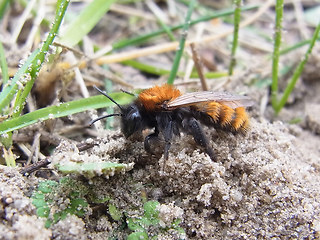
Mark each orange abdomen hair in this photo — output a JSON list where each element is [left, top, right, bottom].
[[205, 104, 249, 132], [139, 84, 181, 111]]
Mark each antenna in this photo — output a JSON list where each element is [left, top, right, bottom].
[[93, 85, 124, 111], [88, 113, 122, 126], [89, 86, 124, 126], [120, 88, 137, 97]]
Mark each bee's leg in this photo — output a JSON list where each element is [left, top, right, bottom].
[[185, 117, 215, 161], [154, 114, 174, 169], [144, 127, 160, 154], [163, 120, 173, 161]]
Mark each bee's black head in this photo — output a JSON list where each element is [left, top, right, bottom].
[[89, 86, 143, 138], [120, 103, 143, 138]]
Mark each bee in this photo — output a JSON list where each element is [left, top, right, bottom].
[[90, 84, 253, 162]]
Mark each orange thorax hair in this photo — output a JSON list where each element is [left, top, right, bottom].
[[138, 84, 181, 111]]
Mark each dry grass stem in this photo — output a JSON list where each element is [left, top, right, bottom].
[[292, 0, 309, 39], [146, 0, 169, 23], [90, 64, 133, 88], [11, 0, 37, 43], [23, 0, 45, 51], [184, 22, 205, 82], [190, 43, 208, 91], [110, 3, 157, 21], [53, 42, 86, 58], [26, 132, 41, 165], [65, 52, 89, 98]]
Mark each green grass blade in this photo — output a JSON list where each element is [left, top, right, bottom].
[[102, 68, 114, 130], [167, 0, 196, 85], [0, 93, 135, 135], [271, 0, 284, 110], [156, 18, 176, 42], [191, 71, 228, 79], [279, 36, 320, 55], [122, 60, 171, 76], [112, 4, 258, 50], [275, 22, 320, 113], [59, 0, 116, 47], [228, 0, 241, 76], [0, 0, 10, 20], [0, 41, 9, 88]]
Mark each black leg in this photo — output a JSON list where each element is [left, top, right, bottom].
[[184, 117, 215, 161], [163, 120, 173, 161], [155, 114, 174, 162], [144, 117, 174, 170]]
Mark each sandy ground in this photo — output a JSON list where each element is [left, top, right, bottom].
[[1, 110, 320, 239]]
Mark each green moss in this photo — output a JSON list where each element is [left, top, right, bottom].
[[126, 200, 185, 238], [31, 178, 89, 228], [108, 203, 122, 221], [127, 231, 149, 240]]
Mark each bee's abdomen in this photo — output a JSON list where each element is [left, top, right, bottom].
[[232, 107, 249, 131], [205, 103, 249, 132]]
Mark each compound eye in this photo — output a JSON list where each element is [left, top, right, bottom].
[[128, 106, 141, 120], [131, 111, 140, 119]]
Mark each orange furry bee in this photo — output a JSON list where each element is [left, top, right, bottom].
[[90, 84, 253, 161]]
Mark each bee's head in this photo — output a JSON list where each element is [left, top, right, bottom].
[[89, 86, 141, 138], [120, 104, 142, 138]]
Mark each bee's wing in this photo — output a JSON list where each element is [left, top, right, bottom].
[[166, 91, 254, 109]]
